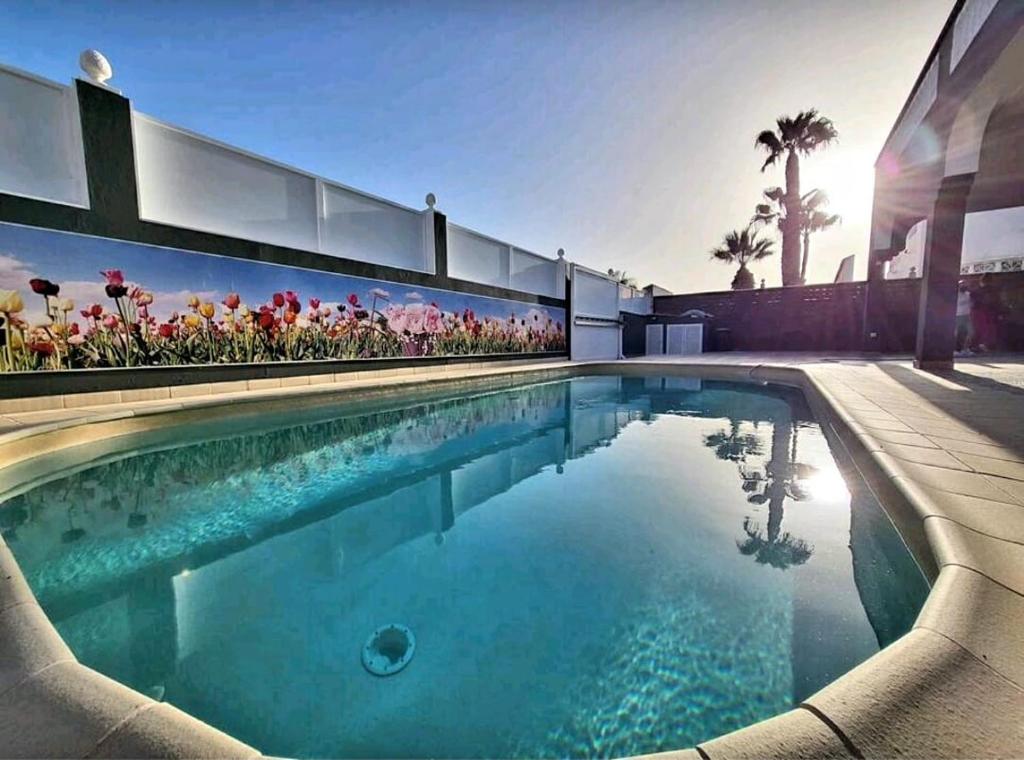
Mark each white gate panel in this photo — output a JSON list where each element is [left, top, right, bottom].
[[666, 324, 703, 355], [570, 264, 621, 361], [572, 324, 620, 361], [645, 324, 664, 355]]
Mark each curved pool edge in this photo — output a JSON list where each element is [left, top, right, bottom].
[[0, 357, 1021, 759]]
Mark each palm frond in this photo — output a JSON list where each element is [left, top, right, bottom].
[[755, 130, 784, 171]]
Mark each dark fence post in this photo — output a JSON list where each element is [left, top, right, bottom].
[[75, 79, 141, 237], [432, 210, 448, 280]]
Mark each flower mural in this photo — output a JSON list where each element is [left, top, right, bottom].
[[0, 224, 565, 372]]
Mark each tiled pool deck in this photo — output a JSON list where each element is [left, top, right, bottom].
[[1, 354, 1023, 758]]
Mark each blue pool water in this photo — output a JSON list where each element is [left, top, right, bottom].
[[0, 375, 928, 758]]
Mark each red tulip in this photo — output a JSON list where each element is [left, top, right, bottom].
[[158, 323, 175, 338], [30, 278, 60, 297], [347, 293, 359, 306], [223, 293, 241, 310], [28, 340, 54, 356], [272, 292, 286, 308], [258, 310, 275, 331], [283, 310, 297, 325], [309, 298, 320, 310]]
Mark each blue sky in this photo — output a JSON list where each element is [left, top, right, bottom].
[[0, 223, 564, 328], [4, 0, 954, 291]]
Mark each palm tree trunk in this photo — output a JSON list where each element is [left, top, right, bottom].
[[801, 231, 811, 282], [782, 150, 802, 286], [766, 406, 793, 543]]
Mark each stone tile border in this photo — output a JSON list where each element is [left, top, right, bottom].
[[0, 355, 1022, 758]]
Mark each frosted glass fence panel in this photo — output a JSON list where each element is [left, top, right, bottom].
[[447, 226, 510, 288], [321, 183, 431, 272], [136, 116, 317, 251], [573, 267, 620, 320], [0, 66, 87, 206], [619, 285, 652, 315], [134, 115, 320, 251], [511, 248, 563, 299]]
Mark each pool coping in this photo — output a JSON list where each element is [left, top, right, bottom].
[[1, 357, 1022, 759]]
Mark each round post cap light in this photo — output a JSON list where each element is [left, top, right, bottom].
[[79, 49, 113, 85]]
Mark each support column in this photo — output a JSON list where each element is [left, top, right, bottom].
[[861, 247, 896, 352], [914, 173, 975, 371]]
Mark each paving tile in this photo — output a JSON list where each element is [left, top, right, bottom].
[[881, 456, 1022, 505], [0, 602, 74, 698], [698, 708, 854, 759], [844, 409, 899, 425], [916, 566, 1024, 690], [925, 517, 1024, 596], [905, 418, 998, 442], [805, 629, 1024, 759], [62, 390, 124, 408], [0, 395, 63, 414], [893, 477, 1024, 544], [207, 380, 249, 395], [850, 426, 938, 448], [118, 387, 172, 403], [878, 441, 970, 470], [988, 474, 1024, 504], [855, 417, 917, 433], [169, 383, 214, 399], [929, 435, 1024, 463], [88, 702, 258, 759], [0, 662, 152, 758], [0, 542, 35, 614], [6, 409, 93, 425], [629, 750, 702, 760]]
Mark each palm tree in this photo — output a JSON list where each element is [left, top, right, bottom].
[[753, 188, 841, 283], [798, 190, 841, 283], [755, 110, 838, 286], [606, 269, 637, 288], [710, 227, 774, 290]]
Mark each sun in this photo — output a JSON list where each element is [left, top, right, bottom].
[[801, 147, 877, 226]]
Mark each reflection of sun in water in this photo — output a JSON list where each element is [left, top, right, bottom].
[[799, 468, 850, 502]]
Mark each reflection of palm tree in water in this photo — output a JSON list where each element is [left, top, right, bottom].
[[704, 410, 815, 569], [702, 420, 763, 463]]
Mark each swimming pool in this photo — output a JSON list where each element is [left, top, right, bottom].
[[0, 374, 928, 758]]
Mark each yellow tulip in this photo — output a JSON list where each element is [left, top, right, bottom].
[[183, 314, 202, 329], [0, 290, 24, 314], [59, 298, 75, 312], [187, 295, 201, 309], [199, 302, 216, 319]]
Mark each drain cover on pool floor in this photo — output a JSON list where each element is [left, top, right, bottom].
[[362, 624, 415, 676]]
